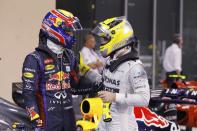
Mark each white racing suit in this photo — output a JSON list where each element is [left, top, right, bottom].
[[98, 58, 150, 131]]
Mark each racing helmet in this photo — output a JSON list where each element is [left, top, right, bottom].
[[41, 9, 82, 49], [92, 17, 136, 57]]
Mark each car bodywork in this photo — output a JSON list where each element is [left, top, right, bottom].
[[151, 79, 197, 130], [0, 97, 31, 130]]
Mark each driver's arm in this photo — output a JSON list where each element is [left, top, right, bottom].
[[115, 64, 150, 106], [70, 52, 103, 95], [22, 54, 42, 127]]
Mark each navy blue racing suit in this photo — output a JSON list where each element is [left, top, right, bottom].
[[22, 44, 99, 131]]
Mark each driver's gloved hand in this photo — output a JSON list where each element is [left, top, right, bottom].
[[32, 118, 43, 131]]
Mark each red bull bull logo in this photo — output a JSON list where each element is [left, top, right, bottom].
[[134, 107, 169, 128], [46, 71, 71, 90], [49, 71, 69, 81]]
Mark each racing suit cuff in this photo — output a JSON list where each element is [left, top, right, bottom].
[[115, 93, 124, 104]]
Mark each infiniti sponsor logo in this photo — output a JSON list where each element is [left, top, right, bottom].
[[54, 91, 67, 99]]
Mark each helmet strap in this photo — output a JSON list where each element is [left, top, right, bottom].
[[113, 46, 131, 59]]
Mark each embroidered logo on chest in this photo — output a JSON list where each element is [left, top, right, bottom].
[[103, 75, 120, 86]]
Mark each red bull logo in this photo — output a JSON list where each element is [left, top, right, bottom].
[[46, 71, 71, 90], [134, 107, 169, 128]]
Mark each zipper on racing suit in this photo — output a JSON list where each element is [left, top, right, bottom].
[[57, 53, 65, 127]]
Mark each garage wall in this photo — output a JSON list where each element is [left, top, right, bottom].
[[0, 0, 55, 101]]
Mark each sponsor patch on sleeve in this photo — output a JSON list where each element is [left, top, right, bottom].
[[24, 68, 36, 72], [23, 72, 34, 78]]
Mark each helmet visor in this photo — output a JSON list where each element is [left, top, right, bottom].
[[62, 17, 82, 32], [72, 17, 83, 31], [92, 24, 111, 45]]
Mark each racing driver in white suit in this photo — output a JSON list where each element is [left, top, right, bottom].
[[91, 17, 150, 131]]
